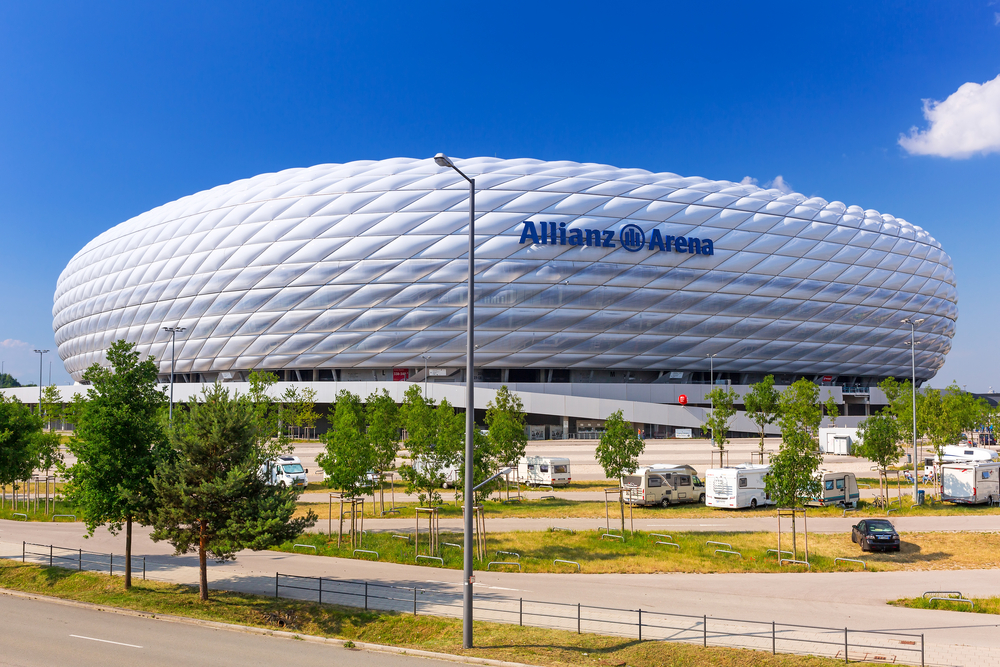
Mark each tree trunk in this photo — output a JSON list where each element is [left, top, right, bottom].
[[124, 517, 132, 590], [198, 519, 209, 601]]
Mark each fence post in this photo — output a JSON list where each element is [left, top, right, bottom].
[[275, 573, 278, 598], [413, 587, 417, 616], [638, 609, 642, 641], [772, 620, 775, 654], [318, 576, 323, 605], [519, 598, 522, 626], [143, 557, 146, 581], [577, 603, 581, 634], [22, 541, 25, 563], [703, 615, 707, 647], [49, 544, 53, 567], [364, 582, 368, 611], [109, 553, 113, 576], [844, 628, 848, 664], [79, 548, 82, 571], [921, 633, 924, 667]]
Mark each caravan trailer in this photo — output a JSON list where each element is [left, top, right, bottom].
[[806, 471, 860, 508], [933, 446, 1000, 464], [517, 456, 571, 487], [705, 464, 774, 509], [622, 465, 704, 506], [942, 462, 1000, 504]]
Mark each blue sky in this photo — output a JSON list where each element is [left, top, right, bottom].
[[1, 1, 998, 390]]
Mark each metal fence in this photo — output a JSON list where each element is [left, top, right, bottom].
[[274, 573, 924, 666], [21, 541, 146, 580]]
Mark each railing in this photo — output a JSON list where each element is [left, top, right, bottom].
[[21, 541, 145, 579], [272, 573, 925, 665]]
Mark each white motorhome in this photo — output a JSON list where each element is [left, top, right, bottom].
[[705, 464, 774, 509], [934, 445, 999, 464], [260, 455, 309, 489], [806, 471, 860, 508], [622, 465, 704, 506], [517, 456, 571, 487], [942, 462, 1000, 504]]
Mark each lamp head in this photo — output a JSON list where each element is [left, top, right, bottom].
[[434, 153, 454, 168]]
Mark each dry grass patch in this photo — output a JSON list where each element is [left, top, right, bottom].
[[890, 595, 1000, 614]]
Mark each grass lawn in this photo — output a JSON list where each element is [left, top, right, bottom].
[[275, 528, 1000, 574], [301, 478, 619, 495], [0, 500, 80, 522], [293, 495, 1000, 521], [890, 595, 1000, 614], [0, 560, 877, 667]]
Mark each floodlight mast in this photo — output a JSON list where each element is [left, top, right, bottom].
[[901, 317, 924, 502], [432, 153, 476, 649]]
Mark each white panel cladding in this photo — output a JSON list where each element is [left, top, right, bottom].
[[54, 157, 957, 382]]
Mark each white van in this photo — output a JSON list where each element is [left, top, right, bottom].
[[934, 445, 999, 464], [517, 456, 571, 487], [942, 462, 1000, 504], [705, 464, 774, 509], [806, 471, 860, 508], [261, 455, 309, 489], [622, 465, 705, 506]]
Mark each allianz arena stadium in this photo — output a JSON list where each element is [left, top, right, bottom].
[[50, 157, 957, 435]]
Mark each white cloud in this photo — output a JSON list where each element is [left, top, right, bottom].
[[739, 176, 758, 186], [995, 12, 1000, 25], [898, 74, 1000, 158], [764, 175, 794, 194], [0, 339, 30, 350]]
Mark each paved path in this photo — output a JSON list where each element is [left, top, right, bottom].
[[3, 519, 1000, 665]]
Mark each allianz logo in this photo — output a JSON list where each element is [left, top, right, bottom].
[[518, 220, 715, 255]]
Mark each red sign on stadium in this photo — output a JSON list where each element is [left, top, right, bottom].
[[678, 394, 688, 405], [393, 368, 410, 381]]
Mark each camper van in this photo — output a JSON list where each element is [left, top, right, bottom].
[[806, 471, 860, 508], [934, 445, 999, 464], [705, 464, 773, 509], [517, 456, 571, 487], [622, 465, 704, 506], [942, 462, 1000, 504], [261, 455, 309, 489]]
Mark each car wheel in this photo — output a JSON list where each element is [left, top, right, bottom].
[[660, 498, 671, 508], [860, 538, 868, 552], [750, 498, 757, 509], [699, 493, 706, 503], [851, 532, 857, 544]]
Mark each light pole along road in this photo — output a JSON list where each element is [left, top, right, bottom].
[[901, 316, 924, 502], [432, 153, 476, 649]]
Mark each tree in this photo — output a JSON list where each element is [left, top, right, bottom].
[[246, 370, 291, 458], [744, 375, 781, 463], [823, 395, 840, 428], [486, 385, 527, 470], [921, 383, 989, 493], [595, 410, 645, 535], [39, 385, 64, 432], [399, 384, 461, 505], [855, 412, 903, 506], [765, 378, 823, 507], [280, 386, 319, 440], [150, 383, 316, 601], [0, 372, 22, 389], [64, 340, 168, 589], [316, 390, 372, 497], [0, 395, 41, 502], [703, 386, 738, 467], [365, 389, 400, 509]]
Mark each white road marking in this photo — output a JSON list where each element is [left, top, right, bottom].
[[70, 635, 142, 648]]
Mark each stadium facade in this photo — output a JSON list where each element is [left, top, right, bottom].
[[47, 157, 958, 437]]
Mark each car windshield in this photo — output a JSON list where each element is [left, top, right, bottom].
[[693, 476, 704, 487], [867, 521, 895, 533], [281, 464, 304, 474]]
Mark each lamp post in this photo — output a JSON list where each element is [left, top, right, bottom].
[[901, 317, 924, 502], [421, 354, 431, 398], [33, 349, 48, 407], [433, 153, 476, 649], [163, 327, 186, 422]]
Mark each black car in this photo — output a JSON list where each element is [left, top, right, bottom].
[[851, 519, 900, 552]]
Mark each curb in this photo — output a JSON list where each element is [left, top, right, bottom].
[[0, 586, 540, 667]]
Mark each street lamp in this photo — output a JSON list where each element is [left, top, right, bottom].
[[33, 349, 48, 407], [421, 354, 431, 398], [901, 317, 924, 502], [433, 153, 476, 649], [163, 327, 186, 422]]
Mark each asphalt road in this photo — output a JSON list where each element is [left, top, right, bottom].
[[0, 592, 466, 667]]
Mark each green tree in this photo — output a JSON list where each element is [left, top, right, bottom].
[[365, 389, 400, 507], [246, 370, 290, 458], [823, 395, 840, 428], [399, 385, 448, 504], [150, 383, 316, 601], [279, 386, 319, 440], [0, 394, 41, 499], [855, 411, 904, 505], [486, 385, 527, 470], [744, 375, 781, 463], [766, 378, 823, 507], [921, 383, 990, 492], [316, 390, 371, 497], [703, 386, 738, 467], [64, 340, 168, 589], [39, 384, 64, 432], [595, 410, 645, 535], [0, 372, 22, 389]]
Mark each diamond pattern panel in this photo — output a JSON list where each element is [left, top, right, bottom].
[[53, 158, 957, 381]]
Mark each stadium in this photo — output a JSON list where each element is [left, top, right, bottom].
[[48, 157, 958, 437]]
